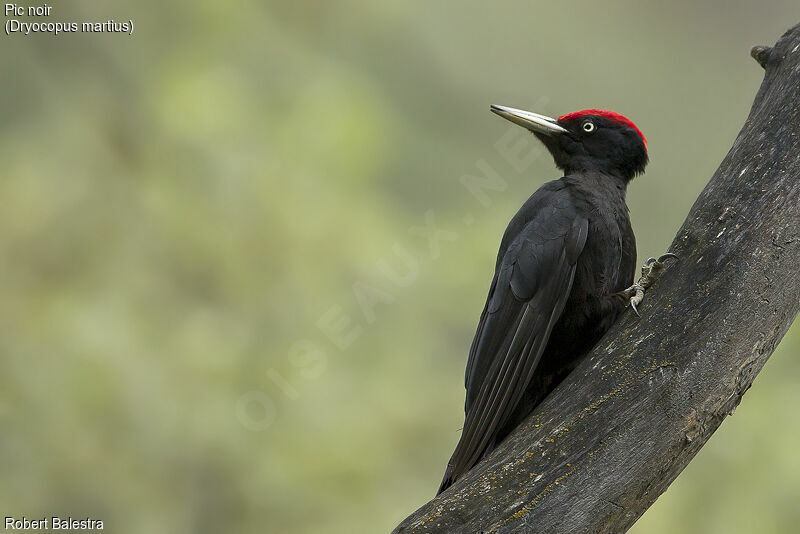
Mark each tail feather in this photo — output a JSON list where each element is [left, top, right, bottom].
[[437, 462, 455, 495]]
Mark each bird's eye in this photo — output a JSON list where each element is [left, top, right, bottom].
[[582, 122, 595, 133]]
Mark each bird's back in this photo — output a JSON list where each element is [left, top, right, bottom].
[[446, 172, 636, 493], [497, 171, 637, 440]]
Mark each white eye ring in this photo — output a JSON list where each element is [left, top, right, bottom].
[[582, 122, 595, 132]]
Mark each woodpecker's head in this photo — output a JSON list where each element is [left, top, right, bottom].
[[490, 105, 648, 181]]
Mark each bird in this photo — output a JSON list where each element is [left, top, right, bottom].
[[437, 105, 676, 495]]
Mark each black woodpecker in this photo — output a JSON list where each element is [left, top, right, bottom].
[[438, 106, 676, 494]]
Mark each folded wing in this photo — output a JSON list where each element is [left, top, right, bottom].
[[440, 202, 587, 493]]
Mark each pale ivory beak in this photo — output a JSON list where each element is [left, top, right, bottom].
[[490, 104, 568, 135]]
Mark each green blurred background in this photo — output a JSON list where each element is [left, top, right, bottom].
[[1, 1, 798, 532]]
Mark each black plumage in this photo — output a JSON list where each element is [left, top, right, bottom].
[[438, 107, 650, 494]]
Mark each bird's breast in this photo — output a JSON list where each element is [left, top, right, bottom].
[[580, 206, 631, 295]]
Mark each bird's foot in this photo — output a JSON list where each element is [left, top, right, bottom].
[[626, 253, 678, 316], [639, 253, 678, 289], [624, 284, 646, 317]]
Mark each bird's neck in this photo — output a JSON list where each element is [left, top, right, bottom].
[[565, 170, 629, 199]]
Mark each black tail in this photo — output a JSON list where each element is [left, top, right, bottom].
[[437, 461, 455, 495]]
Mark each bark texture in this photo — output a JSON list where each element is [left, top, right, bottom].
[[394, 22, 800, 534]]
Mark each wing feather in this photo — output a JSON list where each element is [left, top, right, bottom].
[[440, 206, 587, 493]]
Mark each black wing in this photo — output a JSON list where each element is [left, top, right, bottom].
[[440, 199, 587, 493]]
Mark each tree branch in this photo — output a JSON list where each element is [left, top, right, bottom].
[[394, 22, 800, 534]]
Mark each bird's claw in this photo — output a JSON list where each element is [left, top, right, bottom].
[[628, 283, 644, 317], [639, 252, 679, 289], [627, 252, 677, 316]]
